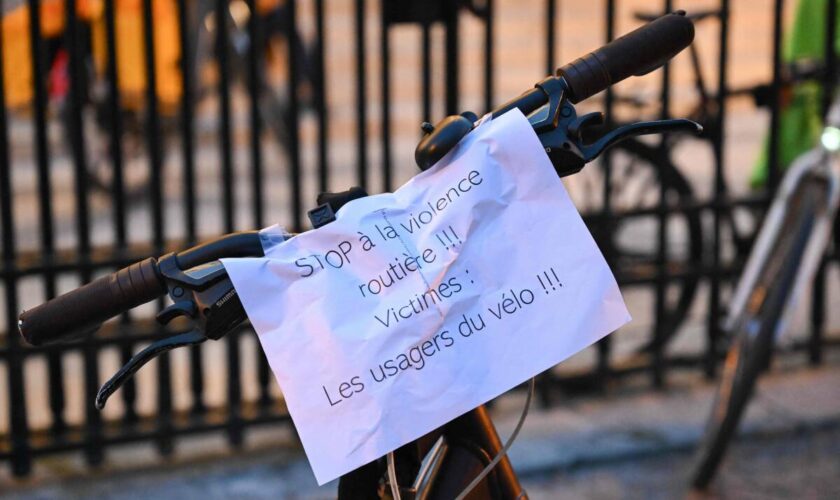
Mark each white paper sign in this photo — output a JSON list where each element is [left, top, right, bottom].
[[222, 109, 630, 484]]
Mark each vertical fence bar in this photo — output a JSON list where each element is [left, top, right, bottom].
[[767, 0, 784, 190], [315, 0, 329, 193], [596, 0, 616, 389], [706, 0, 729, 378], [421, 21, 431, 123], [216, 0, 235, 234], [142, 0, 174, 455], [105, 0, 139, 424], [483, 0, 493, 112], [1, 0, 30, 474], [444, 2, 459, 114], [545, 0, 556, 76], [105, 0, 126, 245], [66, 0, 103, 466], [535, 0, 554, 407], [176, 0, 204, 414], [810, 260, 827, 363], [189, 345, 206, 415], [215, 0, 243, 447], [245, 0, 271, 408], [652, 0, 672, 388], [810, 0, 837, 364], [226, 315, 243, 451], [142, 3, 164, 249], [286, 0, 303, 230], [177, 0, 197, 243], [380, 3, 392, 191], [354, 0, 368, 191], [247, 0, 264, 227], [27, 0, 65, 436]]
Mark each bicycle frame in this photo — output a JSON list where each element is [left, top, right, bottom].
[[691, 91, 840, 491], [724, 114, 840, 341]]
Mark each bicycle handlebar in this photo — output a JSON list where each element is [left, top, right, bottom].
[[490, 87, 547, 119], [486, 12, 693, 122], [18, 231, 264, 346], [558, 11, 694, 103], [174, 231, 264, 269], [19, 258, 166, 346]]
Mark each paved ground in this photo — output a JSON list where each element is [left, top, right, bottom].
[[8, 427, 840, 499], [524, 427, 840, 499]]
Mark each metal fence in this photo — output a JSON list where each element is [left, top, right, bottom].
[[1, 0, 838, 478]]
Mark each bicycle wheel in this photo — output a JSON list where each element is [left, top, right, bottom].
[[569, 137, 704, 349], [690, 176, 825, 490]]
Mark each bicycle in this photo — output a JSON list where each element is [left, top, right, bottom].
[[588, 8, 840, 491], [688, 85, 840, 491], [590, 8, 832, 360], [18, 12, 698, 499]]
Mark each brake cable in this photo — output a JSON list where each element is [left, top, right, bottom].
[[387, 450, 401, 500]]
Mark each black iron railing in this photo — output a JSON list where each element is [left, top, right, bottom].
[[1, 0, 838, 477]]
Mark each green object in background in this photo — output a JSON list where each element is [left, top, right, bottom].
[[751, 0, 840, 188]]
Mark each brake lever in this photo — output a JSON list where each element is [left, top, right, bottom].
[[532, 88, 702, 176], [96, 257, 248, 409], [577, 119, 702, 161], [96, 329, 206, 409]]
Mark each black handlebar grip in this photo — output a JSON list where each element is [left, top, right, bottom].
[[19, 257, 166, 346], [557, 11, 694, 103]]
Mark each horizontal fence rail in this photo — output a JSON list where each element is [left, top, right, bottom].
[[1, 0, 839, 477]]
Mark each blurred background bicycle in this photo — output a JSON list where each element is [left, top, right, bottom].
[[3, 0, 317, 201]]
